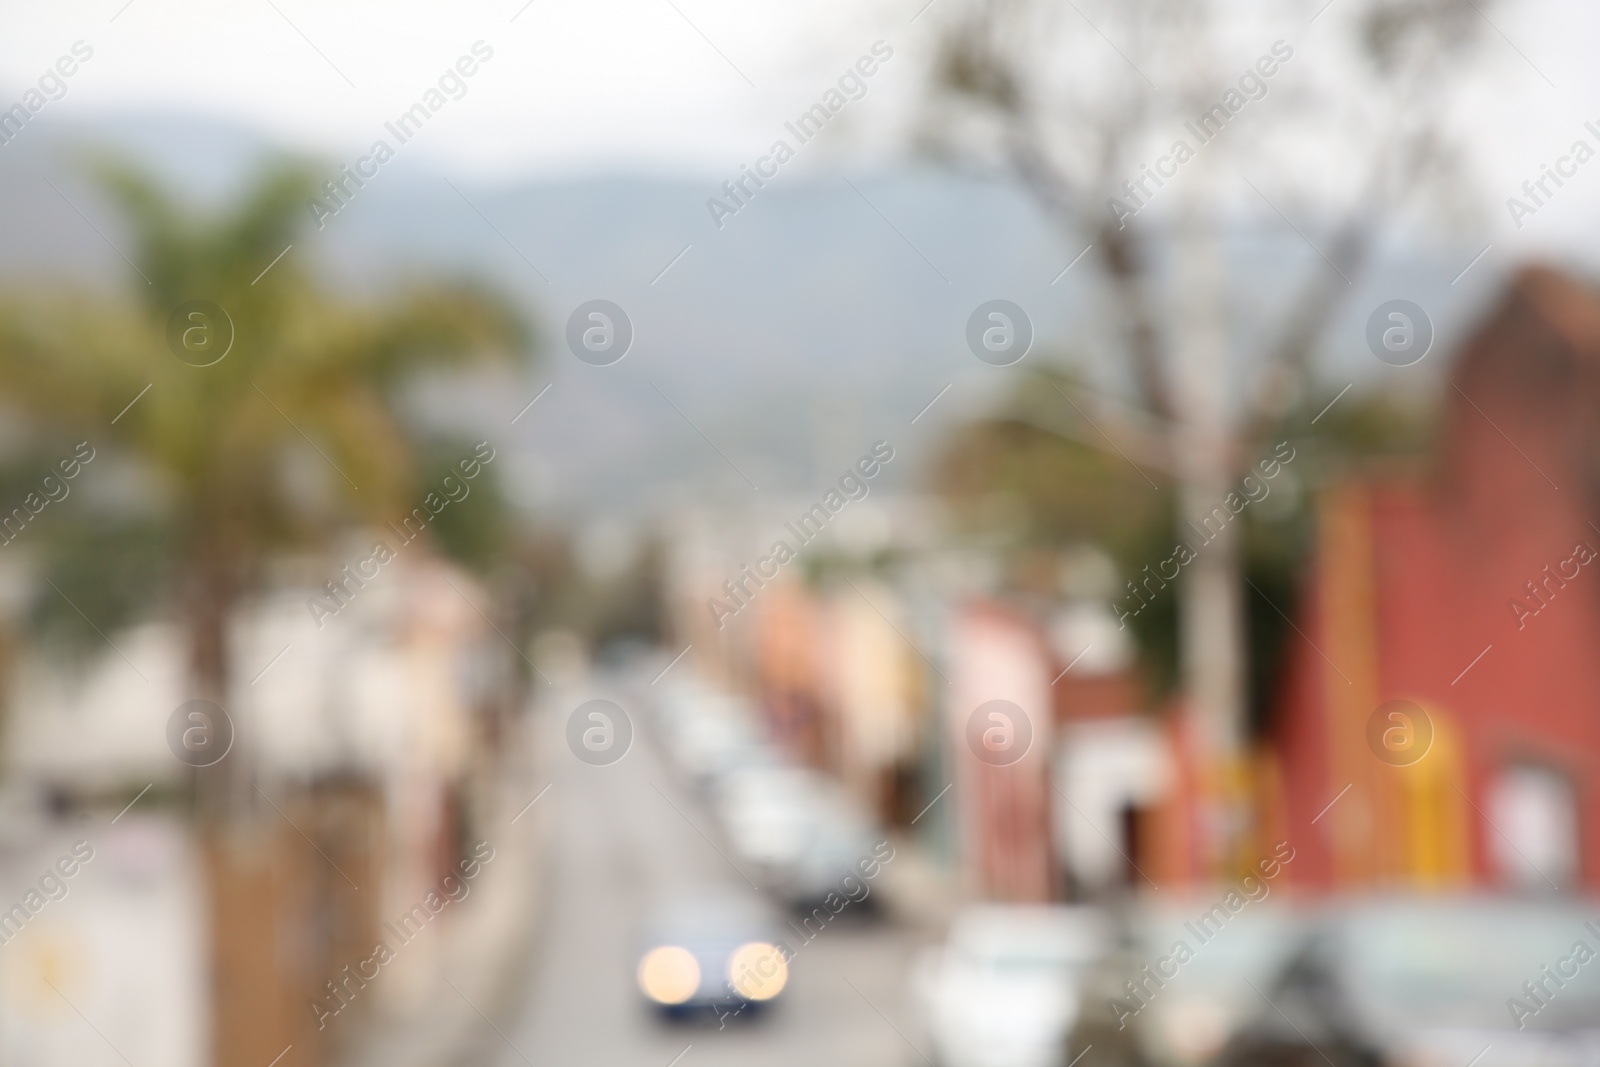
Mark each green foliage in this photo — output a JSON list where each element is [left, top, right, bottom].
[[929, 364, 1177, 695], [419, 441, 510, 572], [1237, 385, 1434, 730], [31, 520, 171, 655], [500, 531, 664, 653], [0, 157, 533, 682], [930, 365, 1436, 718], [930, 365, 1172, 552]]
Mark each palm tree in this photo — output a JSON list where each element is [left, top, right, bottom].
[[0, 158, 530, 778], [0, 159, 531, 1066]]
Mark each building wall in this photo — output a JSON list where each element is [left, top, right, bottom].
[[1275, 267, 1600, 894]]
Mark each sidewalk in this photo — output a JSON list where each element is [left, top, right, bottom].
[[873, 829, 963, 935], [339, 707, 553, 1067]]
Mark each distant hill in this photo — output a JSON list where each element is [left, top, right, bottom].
[[0, 111, 1514, 525]]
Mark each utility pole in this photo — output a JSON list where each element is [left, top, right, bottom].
[[1175, 152, 1248, 874]]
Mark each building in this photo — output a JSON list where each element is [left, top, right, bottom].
[[1275, 266, 1600, 893], [0, 550, 515, 1067]]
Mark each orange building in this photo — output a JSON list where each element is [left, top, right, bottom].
[[1275, 266, 1600, 894]]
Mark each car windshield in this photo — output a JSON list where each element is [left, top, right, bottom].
[[950, 908, 1105, 972], [1142, 902, 1297, 985], [989, 951, 1076, 971], [1342, 901, 1600, 1028]]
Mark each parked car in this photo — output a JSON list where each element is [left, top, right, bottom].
[[912, 905, 1110, 1067], [715, 761, 882, 910], [779, 783, 881, 909], [636, 887, 790, 1023], [1219, 895, 1600, 1067], [654, 685, 762, 789], [716, 762, 819, 874], [1129, 897, 1301, 1067]]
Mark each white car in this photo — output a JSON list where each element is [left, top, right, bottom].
[[716, 762, 817, 869], [1129, 898, 1299, 1067], [655, 687, 760, 786], [913, 906, 1109, 1067], [1220, 896, 1600, 1067], [715, 760, 883, 907]]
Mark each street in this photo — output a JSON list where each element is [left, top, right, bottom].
[[494, 678, 929, 1067]]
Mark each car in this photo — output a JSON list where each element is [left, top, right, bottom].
[[714, 762, 883, 910], [912, 905, 1110, 1067], [635, 887, 791, 1024], [654, 686, 762, 789], [715, 762, 818, 874], [779, 783, 882, 910], [1126, 897, 1301, 1067], [1218, 895, 1600, 1067]]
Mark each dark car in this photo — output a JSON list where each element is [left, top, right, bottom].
[[1219, 895, 1600, 1067], [635, 888, 791, 1024]]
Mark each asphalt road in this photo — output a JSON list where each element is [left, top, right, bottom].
[[492, 678, 929, 1067]]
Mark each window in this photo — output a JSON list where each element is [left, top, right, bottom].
[[1486, 764, 1578, 892]]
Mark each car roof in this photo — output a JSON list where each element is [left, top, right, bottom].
[[642, 887, 774, 941], [949, 905, 1109, 961]]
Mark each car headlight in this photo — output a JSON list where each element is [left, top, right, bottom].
[[639, 946, 701, 1005], [727, 941, 789, 1001]]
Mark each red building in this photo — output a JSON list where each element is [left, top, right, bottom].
[[947, 602, 1058, 902], [1276, 266, 1600, 893]]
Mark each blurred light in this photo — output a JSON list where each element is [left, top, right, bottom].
[[727, 941, 788, 1001], [1159, 999, 1229, 1065], [637, 946, 700, 1005]]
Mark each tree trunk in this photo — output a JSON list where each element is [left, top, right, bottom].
[[185, 546, 244, 822]]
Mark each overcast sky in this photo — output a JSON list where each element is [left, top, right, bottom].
[[1, 0, 1598, 258], [0, 0, 911, 176]]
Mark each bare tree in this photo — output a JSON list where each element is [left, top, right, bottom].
[[920, 0, 1484, 863]]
